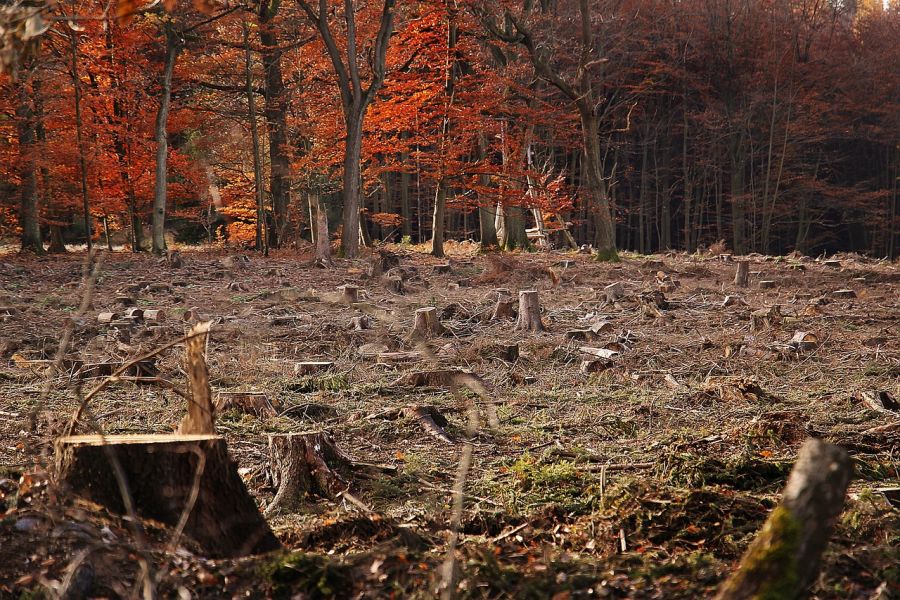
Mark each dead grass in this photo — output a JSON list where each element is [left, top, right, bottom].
[[0, 247, 897, 598]]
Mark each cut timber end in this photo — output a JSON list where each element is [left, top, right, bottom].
[[265, 432, 352, 516], [143, 309, 166, 323], [715, 438, 851, 600], [294, 361, 334, 376], [97, 312, 119, 324], [55, 434, 280, 558], [409, 306, 446, 339], [339, 285, 360, 304], [515, 290, 545, 332], [733, 261, 750, 287]]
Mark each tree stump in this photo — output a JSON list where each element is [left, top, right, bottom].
[[432, 263, 452, 274], [604, 282, 625, 303], [350, 315, 371, 331], [143, 309, 166, 323], [215, 392, 276, 418], [715, 438, 852, 600], [339, 284, 360, 304], [491, 297, 516, 321], [758, 280, 777, 289], [294, 361, 334, 376], [97, 312, 118, 324], [384, 276, 404, 295], [265, 432, 352, 516], [733, 261, 750, 287], [515, 290, 545, 332], [409, 307, 446, 339], [56, 434, 280, 558]]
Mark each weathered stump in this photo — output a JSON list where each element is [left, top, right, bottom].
[[350, 315, 371, 331], [758, 280, 777, 290], [56, 434, 280, 558], [515, 290, 545, 332], [265, 432, 352, 516], [384, 276, 404, 295], [491, 297, 516, 321], [715, 438, 852, 600], [339, 285, 360, 304], [604, 282, 625, 303], [733, 261, 750, 287], [409, 306, 446, 339], [294, 361, 334, 376], [215, 392, 276, 417]]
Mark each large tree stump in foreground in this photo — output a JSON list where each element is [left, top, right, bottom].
[[265, 432, 352, 516], [56, 434, 280, 558], [715, 438, 852, 600], [515, 290, 545, 332]]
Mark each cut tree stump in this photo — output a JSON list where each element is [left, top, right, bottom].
[[515, 290, 545, 332], [55, 434, 280, 558], [294, 361, 334, 376], [758, 280, 777, 289], [733, 261, 750, 287], [432, 263, 452, 274], [265, 432, 352, 516], [124, 307, 145, 321], [350, 315, 371, 331], [339, 285, 360, 304], [491, 297, 516, 321], [409, 307, 446, 339], [715, 438, 852, 600], [97, 312, 119, 324], [143, 309, 166, 323], [384, 276, 404, 295], [832, 289, 857, 299], [215, 392, 276, 417], [604, 282, 625, 302]]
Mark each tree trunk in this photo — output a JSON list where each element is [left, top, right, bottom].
[[502, 205, 528, 250], [580, 108, 617, 260], [476, 133, 499, 248], [56, 433, 281, 558], [16, 72, 43, 254], [243, 21, 268, 257], [71, 30, 92, 252], [341, 114, 364, 257], [715, 439, 851, 600], [431, 182, 447, 257], [729, 133, 747, 254], [48, 225, 66, 253], [259, 5, 292, 248], [400, 149, 412, 239], [151, 28, 180, 255], [314, 195, 332, 267]]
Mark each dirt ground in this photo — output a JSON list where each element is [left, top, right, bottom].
[[0, 243, 897, 599]]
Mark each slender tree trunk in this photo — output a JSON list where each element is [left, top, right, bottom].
[[431, 183, 447, 257], [476, 133, 498, 248], [151, 27, 181, 255], [71, 30, 92, 252], [729, 133, 747, 254], [259, 5, 292, 247], [639, 132, 650, 254], [16, 72, 43, 254], [244, 21, 268, 256], [399, 147, 412, 239], [341, 112, 364, 257], [32, 78, 62, 254]]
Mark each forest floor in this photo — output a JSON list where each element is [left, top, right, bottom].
[[0, 243, 897, 599]]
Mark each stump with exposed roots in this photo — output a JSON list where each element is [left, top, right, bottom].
[[265, 432, 353, 516]]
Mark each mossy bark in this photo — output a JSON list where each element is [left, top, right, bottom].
[[716, 439, 851, 600]]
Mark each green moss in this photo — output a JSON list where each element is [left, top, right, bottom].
[[721, 505, 802, 599], [594, 247, 621, 262], [257, 551, 351, 598]]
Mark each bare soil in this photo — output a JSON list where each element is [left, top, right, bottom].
[[0, 244, 897, 598]]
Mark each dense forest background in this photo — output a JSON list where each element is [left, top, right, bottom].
[[1, 0, 897, 258]]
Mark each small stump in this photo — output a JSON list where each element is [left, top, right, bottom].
[[515, 290, 545, 332], [733, 261, 749, 287], [339, 285, 360, 304], [409, 307, 446, 339], [265, 432, 352, 516], [56, 434, 280, 558]]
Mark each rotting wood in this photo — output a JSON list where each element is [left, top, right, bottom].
[[265, 432, 352, 516], [715, 438, 852, 600], [56, 433, 280, 558]]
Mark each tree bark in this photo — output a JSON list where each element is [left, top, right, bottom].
[[515, 290, 545, 332], [715, 439, 852, 600], [151, 27, 181, 255], [56, 434, 281, 558], [258, 3, 292, 247], [265, 432, 352, 516], [16, 70, 43, 254], [70, 29, 92, 252], [243, 21, 268, 256]]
